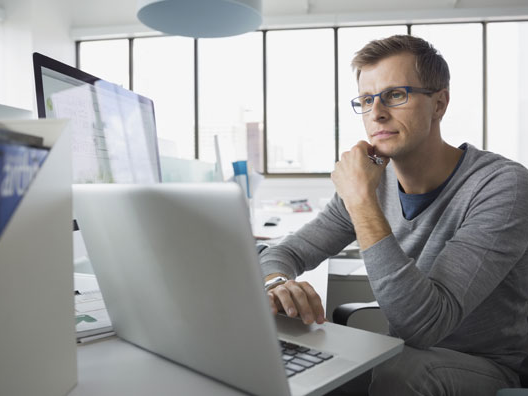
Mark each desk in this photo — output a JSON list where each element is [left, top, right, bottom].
[[70, 324, 398, 396], [252, 208, 319, 240], [69, 337, 246, 396]]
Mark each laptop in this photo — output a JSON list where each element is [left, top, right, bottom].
[[72, 183, 403, 396]]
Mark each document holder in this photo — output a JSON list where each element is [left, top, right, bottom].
[[0, 119, 77, 396]]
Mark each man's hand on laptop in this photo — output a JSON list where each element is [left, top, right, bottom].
[[265, 273, 325, 325]]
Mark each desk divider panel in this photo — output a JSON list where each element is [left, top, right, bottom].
[[0, 119, 77, 396]]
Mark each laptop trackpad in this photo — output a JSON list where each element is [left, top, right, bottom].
[[275, 314, 318, 337]]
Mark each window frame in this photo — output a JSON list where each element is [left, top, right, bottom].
[[76, 19, 528, 177]]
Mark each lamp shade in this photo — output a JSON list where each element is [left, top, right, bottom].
[[137, 0, 262, 38]]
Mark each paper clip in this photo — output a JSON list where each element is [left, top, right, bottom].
[[368, 154, 384, 165]]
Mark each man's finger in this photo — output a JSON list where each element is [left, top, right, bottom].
[[298, 281, 325, 324], [273, 284, 298, 317], [287, 282, 315, 324]]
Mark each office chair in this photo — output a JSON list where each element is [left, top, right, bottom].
[[332, 302, 528, 394], [332, 301, 381, 328]]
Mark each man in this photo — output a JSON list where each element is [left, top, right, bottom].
[[260, 35, 528, 395]]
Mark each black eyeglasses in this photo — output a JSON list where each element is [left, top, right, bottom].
[[351, 86, 438, 114]]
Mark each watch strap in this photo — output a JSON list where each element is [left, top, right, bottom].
[[264, 276, 288, 292]]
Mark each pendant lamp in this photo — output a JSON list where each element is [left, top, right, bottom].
[[137, 0, 262, 38]]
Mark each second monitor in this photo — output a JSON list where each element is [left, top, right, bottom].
[[33, 52, 161, 184]]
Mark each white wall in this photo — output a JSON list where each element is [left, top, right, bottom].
[[0, 0, 74, 114]]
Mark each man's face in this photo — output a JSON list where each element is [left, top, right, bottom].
[[357, 53, 440, 159]]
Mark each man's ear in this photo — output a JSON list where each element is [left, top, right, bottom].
[[433, 89, 449, 121]]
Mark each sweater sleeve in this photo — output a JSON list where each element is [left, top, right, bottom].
[[260, 193, 356, 280], [362, 166, 528, 348]]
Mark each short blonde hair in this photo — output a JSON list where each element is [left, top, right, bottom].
[[352, 35, 450, 91]]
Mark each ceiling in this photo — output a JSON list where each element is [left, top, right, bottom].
[[67, 0, 528, 29]]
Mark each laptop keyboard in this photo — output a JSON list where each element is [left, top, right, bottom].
[[279, 340, 333, 378]]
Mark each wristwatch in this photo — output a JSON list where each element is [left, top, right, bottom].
[[264, 276, 288, 292]]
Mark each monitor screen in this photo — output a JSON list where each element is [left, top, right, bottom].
[[33, 52, 161, 184]]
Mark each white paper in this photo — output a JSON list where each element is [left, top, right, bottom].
[[74, 272, 113, 339]]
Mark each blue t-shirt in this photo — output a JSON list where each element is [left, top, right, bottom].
[[399, 144, 468, 220]]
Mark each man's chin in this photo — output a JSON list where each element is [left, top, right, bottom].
[[372, 147, 392, 158], [372, 142, 401, 159]]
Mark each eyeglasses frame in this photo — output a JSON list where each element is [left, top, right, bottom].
[[351, 86, 439, 114]]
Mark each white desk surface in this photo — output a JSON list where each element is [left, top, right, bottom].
[[252, 209, 318, 240], [69, 337, 246, 396]]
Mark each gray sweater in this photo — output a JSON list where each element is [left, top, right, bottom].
[[260, 144, 528, 373]]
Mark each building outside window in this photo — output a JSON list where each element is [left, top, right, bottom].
[[266, 28, 335, 173], [411, 23, 483, 149], [198, 32, 263, 170], [487, 21, 528, 168], [133, 36, 195, 160]]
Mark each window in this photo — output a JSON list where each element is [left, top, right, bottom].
[[77, 20, 528, 175], [411, 23, 483, 149], [133, 36, 195, 159], [79, 40, 129, 89], [266, 29, 335, 173], [487, 22, 528, 168], [198, 32, 263, 168], [338, 25, 407, 156]]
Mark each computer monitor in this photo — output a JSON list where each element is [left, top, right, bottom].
[[33, 52, 161, 184]]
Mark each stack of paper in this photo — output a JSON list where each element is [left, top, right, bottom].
[[74, 272, 113, 341]]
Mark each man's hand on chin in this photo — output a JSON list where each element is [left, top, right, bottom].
[[331, 141, 392, 251]]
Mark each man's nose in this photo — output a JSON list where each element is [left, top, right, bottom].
[[369, 96, 388, 120]]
